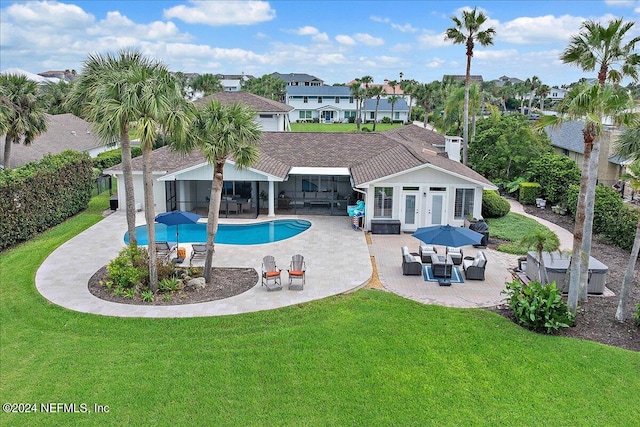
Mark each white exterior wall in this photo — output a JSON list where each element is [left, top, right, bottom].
[[287, 95, 357, 123], [256, 113, 287, 132]]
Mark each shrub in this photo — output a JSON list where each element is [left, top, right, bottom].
[[482, 190, 510, 218], [527, 153, 580, 205], [502, 279, 575, 334], [92, 146, 142, 171], [634, 303, 640, 327], [381, 116, 392, 124], [141, 289, 154, 302], [107, 246, 148, 288], [159, 277, 180, 293], [518, 182, 541, 205]]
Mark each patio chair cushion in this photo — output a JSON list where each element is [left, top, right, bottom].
[[289, 270, 304, 276], [266, 271, 281, 277]]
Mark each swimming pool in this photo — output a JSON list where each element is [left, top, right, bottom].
[[124, 219, 311, 245]]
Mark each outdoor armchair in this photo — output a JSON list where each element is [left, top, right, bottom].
[[287, 254, 306, 290], [261, 255, 282, 291]]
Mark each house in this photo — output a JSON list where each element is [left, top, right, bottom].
[[194, 91, 293, 132], [545, 120, 624, 187], [271, 72, 324, 87], [443, 74, 484, 84], [0, 113, 116, 169], [0, 68, 60, 84], [38, 70, 78, 82], [285, 86, 409, 124], [492, 75, 524, 87], [215, 73, 253, 92], [106, 121, 496, 233], [548, 87, 568, 101]]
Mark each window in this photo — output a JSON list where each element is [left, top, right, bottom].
[[318, 96, 323, 103], [394, 112, 399, 120], [303, 96, 308, 103], [349, 97, 354, 103], [370, 112, 375, 120], [259, 114, 273, 118], [335, 97, 340, 103], [374, 187, 393, 218], [344, 111, 356, 118], [299, 111, 312, 119], [454, 189, 475, 219]]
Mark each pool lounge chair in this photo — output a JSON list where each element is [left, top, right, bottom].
[[189, 244, 208, 266], [261, 255, 282, 291], [156, 242, 175, 261], [287, 254, 306, 290]]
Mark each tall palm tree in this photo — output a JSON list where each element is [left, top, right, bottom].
[[612, 123, 640, 322], [349, 79, 363, 131], [369, 86, 385, 131], [559, 18, 640, 311], [181, 101, 261, 284], [497, 81, 514, 112], [561, 18, 639, 88], [525, 75, 541, 113], [537, 84, 550, 110], [445, 7, 496, 165], [387, 95, 401, 123], [537, 83, 635, 314], [189, 73, 223, 98], [38, 80, 73, 114], [386, 79, 398, 121], [400, 78, 419, 121], [0, 74, 48, 169]]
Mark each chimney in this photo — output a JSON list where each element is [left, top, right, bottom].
[[444, 136, 461, 162]]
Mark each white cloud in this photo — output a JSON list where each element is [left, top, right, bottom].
[[370, 16, 390, 23], [354, 33, 384, 46], [163, 0, 275, 26], [336, 35, 356, 46], [292, 26, 329, 43], [418, 31, 450, 48], [425, 57, 446, 69], [5, 1, 94, 29], [87, 11, 191, 41], [498, 15, 585, 45], [390, 43, 413, 53], [391, 23, 417, 33]]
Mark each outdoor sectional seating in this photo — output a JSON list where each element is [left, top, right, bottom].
[[419, 245, 438, 263], [462, 251, 487, 280], [431, 255, 453, 278], [401, 246, 422, 276]]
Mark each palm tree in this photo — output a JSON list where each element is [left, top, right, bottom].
[[525, 75, 541, 113], [400, 79, 419, 121], [370, 86, 385, 131], [414, 81, 441, 128], [497, 81, 514, 112], [537, 83, 635, 314], [561, 18, 639, 88], [68, 51, 142, 249], [537, 84, 550, 111], [612, 123, 640, 322], [386, 79, 399, 121], [520, 229, 560, 285], [38, 80, 73, 114], [0, 74, 48, 169], [181, 101, 261, 284], [559, 18, 640, 312], [387, 95, 401, 123], [445, 7, 496, 165], [349, 79, 363, 131], [189, 73, 223, 98]]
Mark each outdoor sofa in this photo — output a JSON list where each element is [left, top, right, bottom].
[[401, 246, 422, 276], [462, 251, 487, 280]]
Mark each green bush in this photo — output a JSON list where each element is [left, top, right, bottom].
[[92, 146, 142, 171], [634, 303, 640, 327], [482, 190, 510, 218], [107, 246, 149, 288], [0, 150, 93, 251], [381, 116, 392, 124], [518, 182, 541, 205], [502, 279, 575, 334], [527, 153, 580, 205]]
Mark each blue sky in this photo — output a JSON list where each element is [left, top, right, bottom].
[[1, 0, 639, 87]]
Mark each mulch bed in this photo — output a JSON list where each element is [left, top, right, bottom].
[[88, 266, 258, 306], [488, 205, 639, 352]]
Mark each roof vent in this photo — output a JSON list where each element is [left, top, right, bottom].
[[71, 131, 76, 135]]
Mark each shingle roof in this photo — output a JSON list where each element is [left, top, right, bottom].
[[271, 72, 323, 83], [1, 113, 105, 168], [193, 91, 293, 113], [106, 126, 494, 188], [545, 121, 585, 153], [286, 86, 352, 96]]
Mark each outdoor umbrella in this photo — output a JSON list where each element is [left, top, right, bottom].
[[412, 225, 483, 283], [412, 224, 483, 248], [155, 210, 202, 260]]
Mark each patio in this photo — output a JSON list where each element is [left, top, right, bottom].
[[35, 212, 519, 317]]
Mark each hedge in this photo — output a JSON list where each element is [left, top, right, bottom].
[[519, 182, 541, 205], [567, 184, 639, 253], [0, 150, 93, 251], [92, 146, 142, 171]]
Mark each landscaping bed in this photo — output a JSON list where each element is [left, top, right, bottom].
[[495, 205, 640, 352]]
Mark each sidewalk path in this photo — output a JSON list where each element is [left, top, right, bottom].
[[507, 199, 574, 251]]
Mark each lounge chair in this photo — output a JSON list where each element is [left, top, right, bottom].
[[446, 246, 463, 265], [419, 245, 438, 263], [189, 244, 208, 266], [462, 251, 487, 280], [287, 254, 306, 290], [156, 242, 175, 261], [431, 255, 453, 278], [261, 255, 282, 291], [401, 246, 422, 276]]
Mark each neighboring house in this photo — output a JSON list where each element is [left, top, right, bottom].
[[106, 123, 496, 233], [194, 91, 293, 132], [284, 85, 409, 124], [545, 120, 624, 187], [548, 87, 568, 101], [215, 73, 253, 92], [492, 75, 524, 87], [361, 98, 409, 123], [38, 70, 78, 82], [271, 72, 324, 87], [0, 113, 116, 169], [0, 67, 60, 84]]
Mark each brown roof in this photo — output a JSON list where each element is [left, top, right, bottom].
[[107, 126, 494, 188], [1, 113, 105, 168], [193, 91, 293, 113]]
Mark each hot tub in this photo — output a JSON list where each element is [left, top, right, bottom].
[[525, 251, 608, 294]]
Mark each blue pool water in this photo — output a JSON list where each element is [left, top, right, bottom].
[[124, 219, 311, 245]]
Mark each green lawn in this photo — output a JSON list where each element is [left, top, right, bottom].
[[1, 195, 639, 426], [290, 122, 403, 132], [486, 212, 554, 254]]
